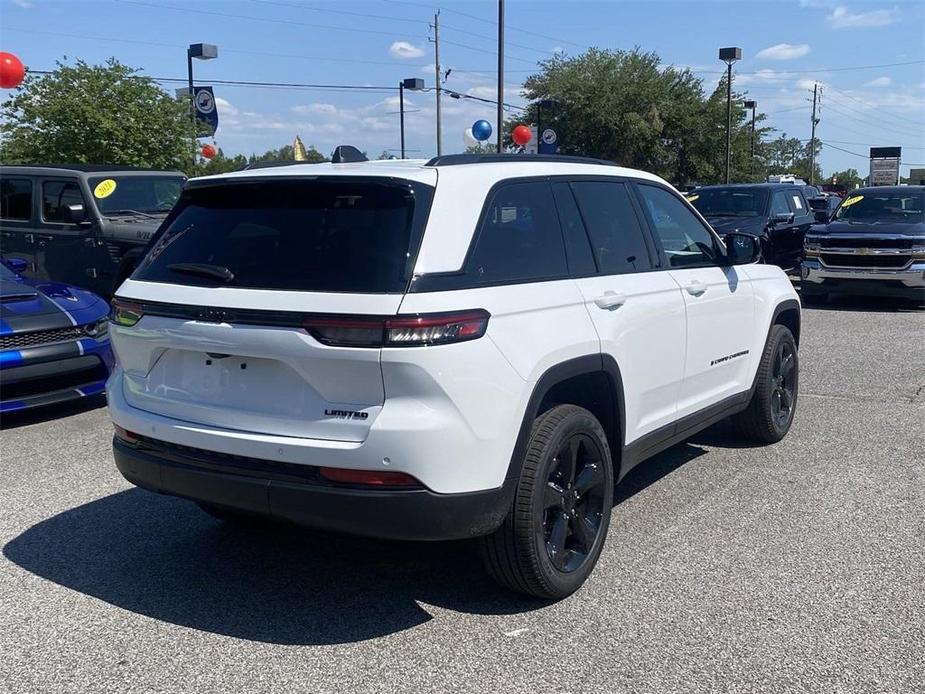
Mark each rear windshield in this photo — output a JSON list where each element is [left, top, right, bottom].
[[835, 190, 924, 223], [688, 188, 768, 217], [133, 178, 433, 293]]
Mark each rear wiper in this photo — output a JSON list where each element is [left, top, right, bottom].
[[168, 263, 235, 283]]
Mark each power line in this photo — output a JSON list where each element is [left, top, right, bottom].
[[3, 27, 432, 69], [824, 84, 925, 128], [826, 139, 925, 150], [822, 100, 923, 139], [249, 0, 430, 27]]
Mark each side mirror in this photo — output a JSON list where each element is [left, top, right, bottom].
[[64, 203, 92, 227], [5, 257, 29, 273], [723, 232, 761, 265], [771, 212, 794, 226]]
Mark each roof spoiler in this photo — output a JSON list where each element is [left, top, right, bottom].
[[331, 145, 368, 164]]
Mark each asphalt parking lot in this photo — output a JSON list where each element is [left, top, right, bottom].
[[1, 295, 923, 694]]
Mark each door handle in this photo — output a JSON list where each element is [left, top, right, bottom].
[[593, 291, 627, 311], [685, 280, 707, 297]]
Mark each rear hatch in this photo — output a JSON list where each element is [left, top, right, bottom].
[[111, 173, 435, 442]]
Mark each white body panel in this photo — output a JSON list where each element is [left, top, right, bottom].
[[108, 159, 800, 499], [573, 271, 686, 444]]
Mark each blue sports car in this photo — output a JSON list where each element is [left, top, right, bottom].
[[1, 257, 113, 413]]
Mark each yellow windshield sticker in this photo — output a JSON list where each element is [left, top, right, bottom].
[[841, 194, 864, 207], [94, 179, 117, 199], [686, 194, 699, 202]]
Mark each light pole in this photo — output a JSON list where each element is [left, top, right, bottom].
[[187, 43, 218, 134], [496, 0, 504, 153], [399, 78, 424, 159], [719, 47, 741, 184], [744, 99, 757, 157]]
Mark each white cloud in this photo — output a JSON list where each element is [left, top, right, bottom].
[[864, 76, 892, 88], [755, 43, 811, 61], [828, 5, 899, 29], [215, 96, 238, 117], [291, 103, 338, 116], [10, 0, 34, 8], [389, 41, 426, 59]]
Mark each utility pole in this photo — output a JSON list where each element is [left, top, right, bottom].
[[496, 0, 504, 153], [433, 11, 442, 156], [809, 83, 821, 186], [399, 80, 406, 159]]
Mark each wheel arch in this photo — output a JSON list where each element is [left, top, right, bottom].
[[505, 354, 626, 482], [772, 299, 801, 347]]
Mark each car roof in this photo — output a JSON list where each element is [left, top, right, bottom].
[[695, 183, 804, 191], [0, 165, 185, 176], [188, 156, 665, 188], [853, 185, 925, 194]]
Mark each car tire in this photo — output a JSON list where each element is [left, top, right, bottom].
[[733, 324, 799, 443], [479, 404, 614, 599]]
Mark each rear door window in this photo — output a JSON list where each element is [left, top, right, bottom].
[[0, 178, 32, 220], [134, 179, 433, 293], [466, 181, 568, 285], [571, 180, 653, 274]]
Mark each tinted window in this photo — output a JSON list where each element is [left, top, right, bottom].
[[689, 187, 768, 218], [551, 182, 596, 276], [467, 181, 567, 284], [770, 191, 791, 217], [787, 191, 806, 214], [835, 190, 924, 223], [134, 179, 432, 293], [42, 181, 85, 223], [88, 175, 185, 215], [572, 181, 652, 274], [1, 178, 32, 220], [635, 184, 720, 269]]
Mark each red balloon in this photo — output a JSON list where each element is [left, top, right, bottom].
[[0, 52, 26, 89], [511, 124, 532, 147], [201, 143, 217, 159]]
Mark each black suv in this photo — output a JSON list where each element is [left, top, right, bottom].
[[687, 184, 815, 269], [0, 165, 185, 297]]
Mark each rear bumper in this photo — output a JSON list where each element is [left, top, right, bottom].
[[801, 259, 925, 297], [113, 437, 515, 541]]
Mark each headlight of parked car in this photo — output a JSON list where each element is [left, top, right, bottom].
[[84, 317, 110, 339]]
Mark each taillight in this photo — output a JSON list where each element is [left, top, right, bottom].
[[113, 424, 140, 444], [319, 467, 421, 487], [111, 297, 144, 327], [303, 309, 489, 348]]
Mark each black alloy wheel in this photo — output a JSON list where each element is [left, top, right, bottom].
[[541, 433, 607, 573], [770, 340, 797, 429]]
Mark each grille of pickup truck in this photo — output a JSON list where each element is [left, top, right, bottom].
[[0, 326, 85, 350], [819, 237, 915, 250], [820, 254, 911, 268]]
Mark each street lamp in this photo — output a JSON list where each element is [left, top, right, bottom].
[[719, 47, 742, 184], [399, 78, 424, 159], [187, 43, 218, 133], [744, 100, 757, 157]]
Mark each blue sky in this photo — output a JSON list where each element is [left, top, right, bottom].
[[2, 0, 923, 177]]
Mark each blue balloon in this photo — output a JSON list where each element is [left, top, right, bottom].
[[472, 119, 493, 142]]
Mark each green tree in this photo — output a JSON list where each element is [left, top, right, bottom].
[[511, 48, 771, 186], [248, 144, 326, 165], [828, 168, 863, 187], [192, 148, 248, 176], [0, 58, 195, 170]]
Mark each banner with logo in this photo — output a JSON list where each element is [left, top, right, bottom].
[[193, 86, 219, 137]]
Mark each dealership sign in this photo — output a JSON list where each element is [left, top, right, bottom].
[[869, 147, 900, 186]]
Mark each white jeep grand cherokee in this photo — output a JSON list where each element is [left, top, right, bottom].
[[108, 152, 800, 599]]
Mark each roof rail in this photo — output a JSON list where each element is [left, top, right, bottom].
[[424, 153, 618, 167]]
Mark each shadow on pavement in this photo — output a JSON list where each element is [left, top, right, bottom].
[[4, 438, 713, 645], [799, 290, 923, 313], [0, 394, 107, 431]]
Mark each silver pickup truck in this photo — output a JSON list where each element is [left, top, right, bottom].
[[801, 186, 925, 303]]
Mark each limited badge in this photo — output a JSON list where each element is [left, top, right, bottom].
[[94, 179, 117, 199], [841, 194, 864, 207]]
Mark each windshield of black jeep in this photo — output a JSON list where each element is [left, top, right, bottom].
[[835, 190, 925, 223], [88, 175, 185, 215], [687, 188, 768, 217]]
